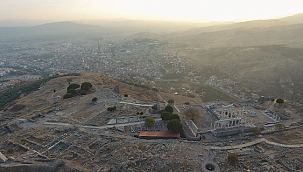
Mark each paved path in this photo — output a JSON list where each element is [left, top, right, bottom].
[[206, 138, 303, 150], [44, 118, 161, 130], [174, 105, 180, 112]]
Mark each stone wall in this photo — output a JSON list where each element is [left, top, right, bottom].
[[181, 128, 201, 141]]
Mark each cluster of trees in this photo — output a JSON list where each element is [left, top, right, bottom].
[[161, 112, 180, 121], [0, 73, 81, 111], [107, 106, 116, 112], [161, 105, 183, 133], [63, 82, 92, 99]]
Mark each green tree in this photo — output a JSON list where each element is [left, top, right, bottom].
[[276, 98, 284, 105], [81, 82, 92, 91], [67, 83, 80, 90], [161, 112, 171, 120], [140, 112, 144, 115], [227, 154, 238, 165], [145, 116, 155, 127], [167, 119, 183, 133], [168, 99, 174, 104], [63, 93, 73, 99], [124, 94, 128, 97], [252, 127, 262, 135], [107, 106, 116, 112], [67, 89, 77, 95], [164, 105, 174, 113], [169, 114, 180, 121], [92, 97, 97, 102]]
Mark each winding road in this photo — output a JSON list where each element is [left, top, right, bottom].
[[205, 138, 303, 150]]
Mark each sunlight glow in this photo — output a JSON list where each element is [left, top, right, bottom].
[[0, 0, 303, 21]]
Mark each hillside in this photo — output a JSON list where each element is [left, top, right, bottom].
[[0, 72, 205, 124], [0, 72, 209, 171], [140, 14, 303, 101]]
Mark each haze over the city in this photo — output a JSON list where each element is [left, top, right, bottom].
[[1, 0, 303, 22], [2, 0, 303, 172]]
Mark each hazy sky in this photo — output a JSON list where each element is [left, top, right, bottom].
[[1, 0, 303, 22]]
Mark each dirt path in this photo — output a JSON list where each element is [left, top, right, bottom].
[[205, 138, 303, 150], [44, 118, 161, 129]]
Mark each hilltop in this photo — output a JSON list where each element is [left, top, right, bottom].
[[0, 72, 207, 171]]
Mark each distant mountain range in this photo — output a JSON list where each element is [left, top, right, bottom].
[[0, 21, 126, 40], [0, 13, 301, 41], [153, 13, 303, 48]]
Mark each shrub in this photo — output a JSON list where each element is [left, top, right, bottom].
[[275, 123, 286, 130], [168, 99, 174, 104], [63, 93, 73, 99], [92, 97, 97, 102], [276, 98, 284, 104], [67, 89, 77, 95], [67, 83, 80, 90], [107, 106, 117, 112], [227, 154, 238, 165], [187, 93, 195, 98], [7, 148, 13, 154]]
